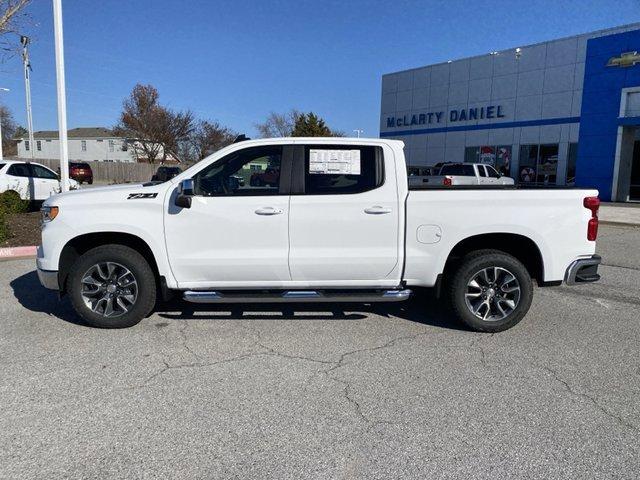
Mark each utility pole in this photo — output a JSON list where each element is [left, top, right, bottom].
[[353, 129, 364, 138], [21, 36, 35, 160], [0, 88, 9, 161], [52, 0, 70, 192]]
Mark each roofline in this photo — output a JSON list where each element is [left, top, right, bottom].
[[15, 135, 123, 140], [383, 21, 640, 77]]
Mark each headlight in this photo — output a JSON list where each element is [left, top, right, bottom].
[[41, 206, 59, 223]]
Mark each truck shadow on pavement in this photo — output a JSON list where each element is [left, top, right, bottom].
[[11, 271, 467, 331]]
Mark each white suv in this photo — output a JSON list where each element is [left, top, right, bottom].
[[0, 160, 78, 201]]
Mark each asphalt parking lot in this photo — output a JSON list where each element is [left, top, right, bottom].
[[1, 225, 639, 479]]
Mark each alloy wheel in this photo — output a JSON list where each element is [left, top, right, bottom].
[[80, 262, 138, 317], [464, 266, 521, 322]]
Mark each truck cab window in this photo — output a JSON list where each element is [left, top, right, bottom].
[[303, 145, 383, 195], [477, 165, 488, 177], [193, 146, 283, 196]]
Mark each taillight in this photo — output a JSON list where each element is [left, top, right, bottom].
[[442, 176, 452, 186], [584, 196, 599, 241]]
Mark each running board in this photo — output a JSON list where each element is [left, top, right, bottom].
[[182, 289, 412, 304]]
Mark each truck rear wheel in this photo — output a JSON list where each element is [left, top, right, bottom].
[[448, 249, 533, 332], [67, 244, 157, 328]]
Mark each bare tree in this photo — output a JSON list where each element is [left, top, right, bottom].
[[114, 84, 194, 163], [0, 104, 17, 154], [255, 109, 301, 138], [0, 0, 31, 60], [190, 120, 236, 161]]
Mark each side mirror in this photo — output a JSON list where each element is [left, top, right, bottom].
[[175, 178, 194, 208]]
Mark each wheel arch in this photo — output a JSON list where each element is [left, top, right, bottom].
[[442, 232, 545, 284], [58, 232, 161, 294]]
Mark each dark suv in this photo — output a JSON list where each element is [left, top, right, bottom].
[[69, 162, 93, 184], [151, 166, 182, 182]]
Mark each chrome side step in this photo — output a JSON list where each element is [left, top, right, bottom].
[[182, 289, 412, 304]]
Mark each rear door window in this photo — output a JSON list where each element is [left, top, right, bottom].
[[302, 145, 383, 195], [7, 163, 31, 177], [477, 165, 487, 177]]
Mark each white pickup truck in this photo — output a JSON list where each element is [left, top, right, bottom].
[[409, 162, 515, 187], [37, 138, 601, 332]]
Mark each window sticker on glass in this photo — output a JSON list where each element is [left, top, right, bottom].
[[309, 149, 361, 175]]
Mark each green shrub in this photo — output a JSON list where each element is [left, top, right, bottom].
[[0, 209, 7, 244], [0, 190, 29, 214]]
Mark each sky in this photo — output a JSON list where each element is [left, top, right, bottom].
[[1, 0, 640, 138]]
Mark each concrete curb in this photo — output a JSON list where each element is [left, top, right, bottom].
[[0, 246, 37, 260], [600, 221, 640, 228]]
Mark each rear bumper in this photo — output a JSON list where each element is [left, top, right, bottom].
[[564, 255, 601, 285], [37, 267, 59, 290]]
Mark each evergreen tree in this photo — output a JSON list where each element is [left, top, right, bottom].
[[291, 112, 333, 137]]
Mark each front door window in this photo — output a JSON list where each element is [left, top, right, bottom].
[[193, 146, 282, 196]]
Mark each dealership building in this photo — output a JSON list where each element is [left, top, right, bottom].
[[380, 23, 640, 201]]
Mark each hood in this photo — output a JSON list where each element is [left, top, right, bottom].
[[44, 182, 167, 207]]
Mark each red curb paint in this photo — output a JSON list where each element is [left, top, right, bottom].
[[0, 246, 37, 258]]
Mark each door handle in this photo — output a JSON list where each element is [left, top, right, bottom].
[[364, 206, 392, 215], [255, 207, 283, 215]]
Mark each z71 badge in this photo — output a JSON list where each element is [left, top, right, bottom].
[[127, 193, 158, 199]]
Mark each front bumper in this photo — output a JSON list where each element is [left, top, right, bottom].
[[565, 255, 601, 285], [37, 267, 59, 290]]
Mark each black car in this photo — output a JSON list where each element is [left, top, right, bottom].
[[151, 166, 182, 182]]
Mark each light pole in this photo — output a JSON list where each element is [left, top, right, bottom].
[[353, 129, 364, 138], [21, 35, 35, 160], [52, 0, 70, 192], [0, 87, 9, 161]]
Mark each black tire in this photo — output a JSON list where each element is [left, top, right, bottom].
[[67, 244, 157, 328], [448, 249, 533, 333]]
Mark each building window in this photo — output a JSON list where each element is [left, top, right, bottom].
[[108, 139, 115, 152], [25, 140, 29, 151], [518, 145, 539, 183], [36, 140, 42, 151], [567, 143, 578, 185], [518, 144, 559, 185], [464, 145, 512, 177], [81, 140, 87, 152], [537, 144, 559, 184]]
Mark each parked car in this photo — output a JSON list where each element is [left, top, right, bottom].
[[410, 162, 515, 187], [151, 166, 182, 182], [0, 160, 78, 202], [69, 162, 93, 185], [37, 138, 600, 332]]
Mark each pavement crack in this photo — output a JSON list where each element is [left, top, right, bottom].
[[321, 331, 435, 429], [179, 322, 201, 361], [325, 331, 431, 376], [542, 365, 639, 434]]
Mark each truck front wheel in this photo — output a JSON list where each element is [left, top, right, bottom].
[[67, 245, 157, 328], [448, 249, 533, 333]]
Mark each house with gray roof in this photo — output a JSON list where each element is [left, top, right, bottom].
[[16, 127, 136, 162]]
